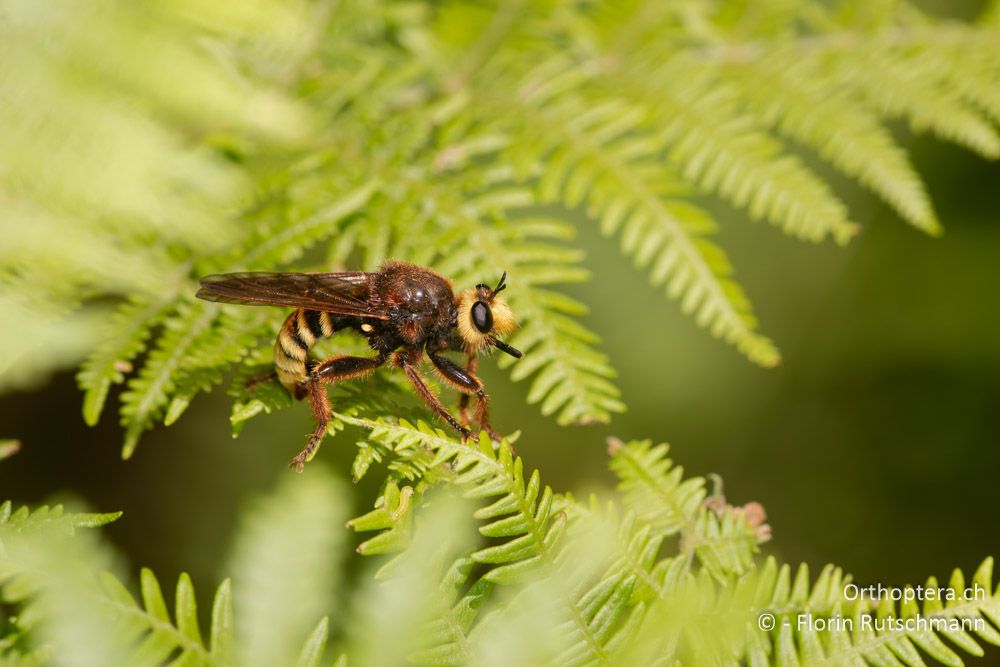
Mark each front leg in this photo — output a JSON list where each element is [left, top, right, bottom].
[[429, 351, 499, 441], [395, 348, 471, 439], [291, 353, 387, 472], [456, 354, 478, 427]]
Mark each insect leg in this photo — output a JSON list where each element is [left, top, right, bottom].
[[395, 349, 471, 439], [244, 370, 278, 390], [429, 352, 499, 441], [290, 353, 386, 472], [456, 354, 478, 427]]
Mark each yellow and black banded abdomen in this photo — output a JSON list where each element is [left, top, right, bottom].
[[274, 308, 336, 399]]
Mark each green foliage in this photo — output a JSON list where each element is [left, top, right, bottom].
[[227, 470, 347, 667], [5, 434, 1000, 666], [97, 569, 227, 666], [0, 0, 310, 394], [0, 500, 121, 534], [609, 438, 763, 581], [0, 479, 342, 667], [0, 0, 997, 456]]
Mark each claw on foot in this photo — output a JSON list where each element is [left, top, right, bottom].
[[290, 433, 322, 473]]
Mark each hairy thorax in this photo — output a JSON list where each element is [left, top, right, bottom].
[[369, 262, 456, 348]]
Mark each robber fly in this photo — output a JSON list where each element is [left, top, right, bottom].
[[196, 261, 521, 471]]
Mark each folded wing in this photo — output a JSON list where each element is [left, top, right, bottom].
[[196, 271, 389, 320]]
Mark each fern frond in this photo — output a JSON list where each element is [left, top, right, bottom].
[[685, 502, 764, 584], [118, 301, 219, 458], [227, 468, 347, 667], [342, 494, 480, 667], [781, 558, 1000, 667], [459, 505, 648, 667], [483, 60, 781, 366], [344, 422, 686, 667], [607, 439, 706, 535], [727, 50, 941, 234], [345, 417, 609, 664], [348, 479, 420, 556], [0, 501, 121, 535], [0, 0, 311, 316], [408, 557, 493, 666], [614, 62, 858, 244], [294, 617, 331, 667], [345, 425, 776, 665], [97, 569, 221, 665], [228, 180, 378, 272], [0, 496, 343, 667], [344, 415, 566, 584], [826, 38, 1000, 160], [76, 295, 174, 426], [162, 308, 272, 427], [460, 441, 567, 585], [599, 511, 671, 603], [0, 502, 126, 666], [608, 439, 767, 580], [582, 6, 1000, 240], [624, 551, 1000, 666], [620, 556, 849, 664], [696, 557, 1000, 667]]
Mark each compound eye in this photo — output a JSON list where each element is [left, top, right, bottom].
[[471, 301, 493, 333]]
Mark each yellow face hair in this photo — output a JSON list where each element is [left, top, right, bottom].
[[456, 287, 517, 355]]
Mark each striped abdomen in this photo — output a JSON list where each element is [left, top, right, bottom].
[[274, 309, 337, 399]]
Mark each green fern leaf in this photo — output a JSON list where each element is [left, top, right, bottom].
[[826, 33, 1000, 159], [230, 180, 378, 271], [608, 439, 706, 535], [76, 295, 173, 426], [118, 301, 219, 458], [348, 480, 418, 556], [0, 501, 121, 535], [748, 558, 1000, 667], [294, 617, 330, 667], [0, 502, 127, 666], [608, 439, 766, 580], [210, 579, 235, 667], [345, 415, 566, 585], [486, 61, 781, 366], [408, 559, 493, 667], [228, 468, 347, 667], [636, 66, 858, 244], [730, 51, 941, 235], [97, 568, 213, 665]]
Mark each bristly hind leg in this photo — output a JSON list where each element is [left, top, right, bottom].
[[244, 370, 277, 391], [396, 349, 472, 440], [430, 352, 500, 441], [290, 354, 386, 472]]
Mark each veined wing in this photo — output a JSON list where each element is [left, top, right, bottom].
[[196, 271, 389, 320]]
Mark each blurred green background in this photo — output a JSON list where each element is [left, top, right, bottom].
[[1, 132, 997, 607]]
